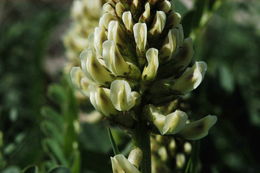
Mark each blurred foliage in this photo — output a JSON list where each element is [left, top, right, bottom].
[[0, 0, 260, 173]]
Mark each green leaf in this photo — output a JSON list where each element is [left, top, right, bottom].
[[41, 106, 63, 127], [41, 121, 63, 146], [80, 123, 111, 153], [48, 84, 66, 105], [219, 65, 234, 93], [42, 138, 67, 165], [107, 128, 120, 155], [48, 167, 71, 173]]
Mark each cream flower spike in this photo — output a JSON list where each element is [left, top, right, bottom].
[[89, 86, 118, 116], [133, 23, 147, 54], [171, 61, 207, 94], [149, 11, 167, 36], [179, 115, 217, 140], [110, 80, 139, 111], [142, 48, 159, 81]]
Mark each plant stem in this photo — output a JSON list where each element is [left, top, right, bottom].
[[132, 122, 151, 173]]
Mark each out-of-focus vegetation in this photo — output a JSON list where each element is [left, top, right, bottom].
[[0, 0, 259, 173]]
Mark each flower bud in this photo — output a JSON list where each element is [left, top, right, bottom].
[[171, 61, 207, 94], [146, 105, 166, 133], [159, 29, 177, 61], [122, 11, 134, 32], [110, 80, 139, 111], [184, 142, 192, 154], [103, 3, 116, 16], [158, 0, 172, 13], [139, 3, 151, 22], [149, 11, 167, 36], [115, 2, 125, 18], [70, 67, 90, 96], [94, 27, 106, 55], [168, 12, 182, 28], [89, 86, 118, 116], [71, 0, 83, 21], [162, 110, 188, 135], [80, 49, 114, 86], [180, 115, 217, 140], [70, 67, 84, 90], [142, 48, 159, 81], [176, 153, 186, 168], [108, 20, 125, 46], [111, 154, 141, 173], [99, 13, 116, 29], [133, 23, 147, 54], [102, 40, 141, 78], [158, 146, 168, 161], [128, 148, 143, 168]]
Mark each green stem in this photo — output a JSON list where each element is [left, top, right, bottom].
[[132, 123, 151, 173]]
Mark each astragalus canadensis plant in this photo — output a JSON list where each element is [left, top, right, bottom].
[[70, 0, 217, 172]]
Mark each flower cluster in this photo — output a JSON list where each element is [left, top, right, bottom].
[[63, 0, 105, 72], [71, 0, 217, 137], [151, 135, 192, 172]]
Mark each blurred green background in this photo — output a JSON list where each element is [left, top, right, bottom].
[[0, 0, 260, 172]]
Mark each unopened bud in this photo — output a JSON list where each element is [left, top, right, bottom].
[[111, 154, 141, 173], [128, 148, 143, 168], [122, 11, 134, 32], [149, 11, 166, 36], [176, 153, 186, 168], [133, 23, 147, 54], [142, 48, 159, 81], [162, 110, 188, 135], [171, 61, 207, 94], [110, 80, 139, 111], [89, 86, 118, 116]]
